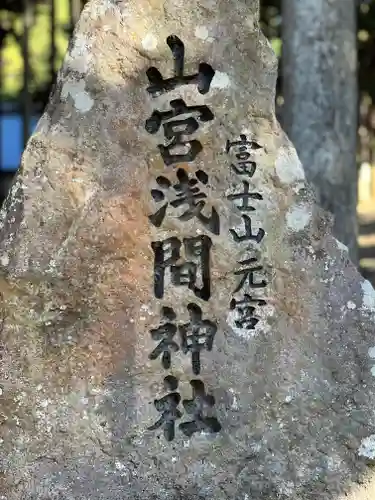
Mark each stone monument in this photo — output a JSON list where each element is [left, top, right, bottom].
[[1, 0, 375, 499]]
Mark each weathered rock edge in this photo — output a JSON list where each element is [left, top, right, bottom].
[[0, 1, 374, 500]]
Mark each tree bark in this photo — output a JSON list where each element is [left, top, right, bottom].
[[282, 0, 358, 263]]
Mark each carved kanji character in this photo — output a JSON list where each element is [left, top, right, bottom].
[[151, 236, 212, 301], [231, 160, 257, 178], [230, 294, 266, 329], [179, 379, 221, 437], [227, 181, 263, 212], [148, 375, 182, 442], [234, 257, 267, 293], [179, 303, 217, 375], [146, 35, 215, 97], [230, 215, 265, 244], [149, 168, 219, 234], [149, 306, 179, 369], [226, 134, 262, 178], [145, 99, 214, 165], [226, 134, 262, 154]]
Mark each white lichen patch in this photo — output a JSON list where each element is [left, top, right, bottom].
[[142, 33, 158, 51], [361, 280, 375, 312], [369, 346, 375, 377], [91, 0, 116, 20], [286, 204, 311, 232], [229, 388, 239, 409], [0, 179, 24, 249], [115, 460, 127, 472], [35, 114, 51, 135], [66, 34, 92, 73], [358, 434, 375, 459], [346, 300, 356, 310], [61, 79, 94, 113], [0, 253, 9, 267], [334, 237, 349, 253], [211, 71, 231, 89], [245, 16, 255, 30], [325, 455, 342, 472], [254, 184, 278, 213], [50, 123, 68, 136], [70, 34, 89, 60], [275, 147, 305, 185], [194, 26, 213, 42], [140, 304, 154, 318], [195, 26, 209, 39]]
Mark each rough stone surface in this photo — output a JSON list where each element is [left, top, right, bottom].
[[0, 1, 374, 499]]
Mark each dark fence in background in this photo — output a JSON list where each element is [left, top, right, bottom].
[[0, 0, 86, 205]]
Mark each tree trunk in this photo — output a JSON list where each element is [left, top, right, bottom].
[[282, 0, 358, 263]]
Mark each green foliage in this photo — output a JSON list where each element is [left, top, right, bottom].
[[0, 0, 71, 101], [270, 38, 281, 58]]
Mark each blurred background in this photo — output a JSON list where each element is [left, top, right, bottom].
[[0, 0, 83, 196], [0, 0, 374, 279]]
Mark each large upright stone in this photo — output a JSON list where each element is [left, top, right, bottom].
[[1, 1, 375, 499]]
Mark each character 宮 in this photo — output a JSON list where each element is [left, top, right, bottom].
[[145, 99, 214, 165], [230, 294, 267, 329]]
